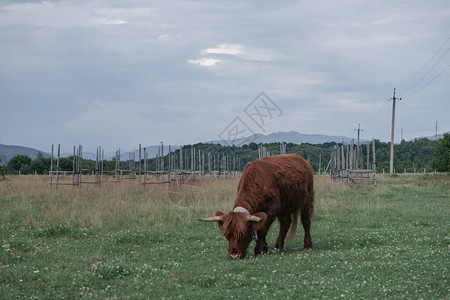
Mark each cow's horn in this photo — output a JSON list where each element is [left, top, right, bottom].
[[195, 216, 223, 222], [248, 215, 262, 222]]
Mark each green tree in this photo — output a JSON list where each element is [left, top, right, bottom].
[[432, 133, 450, 172], [0, 155, 7, 180], [20, 163, 32, 175], [249, 143, 258, 150], [7, 155, 32, 175], [58, 156, 74, 171], [30, 152, 51, 175]]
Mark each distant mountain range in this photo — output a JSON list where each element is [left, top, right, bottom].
[[209, 131, 369, 146], [416, 132, 447, 141], [107, 145, 174, 162], [0, 144, 51, 161], [1, 130, 448, 162], [0, 144, 176, 162]]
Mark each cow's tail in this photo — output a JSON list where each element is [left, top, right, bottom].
[[287, 208, 300, 242]]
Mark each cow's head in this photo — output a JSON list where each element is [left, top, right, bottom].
[[196, 208, 266, 259]]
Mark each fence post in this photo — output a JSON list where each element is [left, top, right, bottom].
[[349, 139, 354, 170], [319, 153, 322, 175], [366, 143, 370, 170]]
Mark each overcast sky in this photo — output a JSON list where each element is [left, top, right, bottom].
[[1, 0, 449, 153]]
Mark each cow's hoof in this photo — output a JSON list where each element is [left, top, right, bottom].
[[255, 251, 268, 257]]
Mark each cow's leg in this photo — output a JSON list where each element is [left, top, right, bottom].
[[274, 216, 291, 250], [254, 217, 274, 256], [300, 206, 312, 250]]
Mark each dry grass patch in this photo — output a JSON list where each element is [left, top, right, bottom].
[[1, 175, 380, 229], [0, 176, 240, 229], [2, 173, 446, 229]]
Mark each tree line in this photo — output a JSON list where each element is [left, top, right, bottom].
[[0, 134, 449, 178]]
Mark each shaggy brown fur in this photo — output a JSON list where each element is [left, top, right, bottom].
[[220, 212, 254, 240], [205, 153, 314, 258], [233, 153, 314, 253]]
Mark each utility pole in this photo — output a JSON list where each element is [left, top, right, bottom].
[[435, 121, 439, 141], [389, 89, 401, 175], [354, 124, 363, 169], [401, 128, 403, 142]]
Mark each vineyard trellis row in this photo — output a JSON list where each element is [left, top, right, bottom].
[[49, 140, 373, 189], [49, 143, 242, 189], [329, 139, 377, 187]]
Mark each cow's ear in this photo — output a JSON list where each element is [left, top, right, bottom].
[[252, 212, 267, 224], [215, 211, 224, 227], [253, 212, 267, 220], [251, 212, 267, 233]]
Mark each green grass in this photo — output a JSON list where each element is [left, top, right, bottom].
[[1, 174, 449, 298]]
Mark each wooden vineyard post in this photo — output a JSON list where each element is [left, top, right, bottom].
[[372, 139, 376, 186], [72, 146, 76, 188], [179, 146, 183, 179], [208, 152, 212, 179], [199, 150, 202, 177], [129, 151, 135, 180], [50, 145, 54, 190], [349, 139, 354, 171], [168, 145, 171, 181], [76, 146, 80, 186], [139, 144, 142, 184], [56, 144, 60, 190], [95, 147, 99, 184], [101, 148, 104, 183], [79, 145, 83, 185], [144, 147, 148, 184], [202, 150, 205, 177], [366, 143, 370, 170], [161, 146, 163, 181], [345, 145, 349, 170], [334, 149, 338, 176], [115, 149, 120, 182]]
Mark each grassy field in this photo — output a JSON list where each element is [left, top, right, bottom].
[[1, 174, 449, 299]]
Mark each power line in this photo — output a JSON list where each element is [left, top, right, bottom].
[[402, 42, 450, 95], [364, 99, 390, 130], [350, 38, 449, 145], [398, 37, 450, 92], [407, 62, 450, 95], [346, 39, 449, 149]]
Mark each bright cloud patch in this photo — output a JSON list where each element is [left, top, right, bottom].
[[104, 19, 128, 25], [202, 44, 243, 55], [188, 43, 279, 68], [187, 58, 221, 66], [187, 44, 242, 67]]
